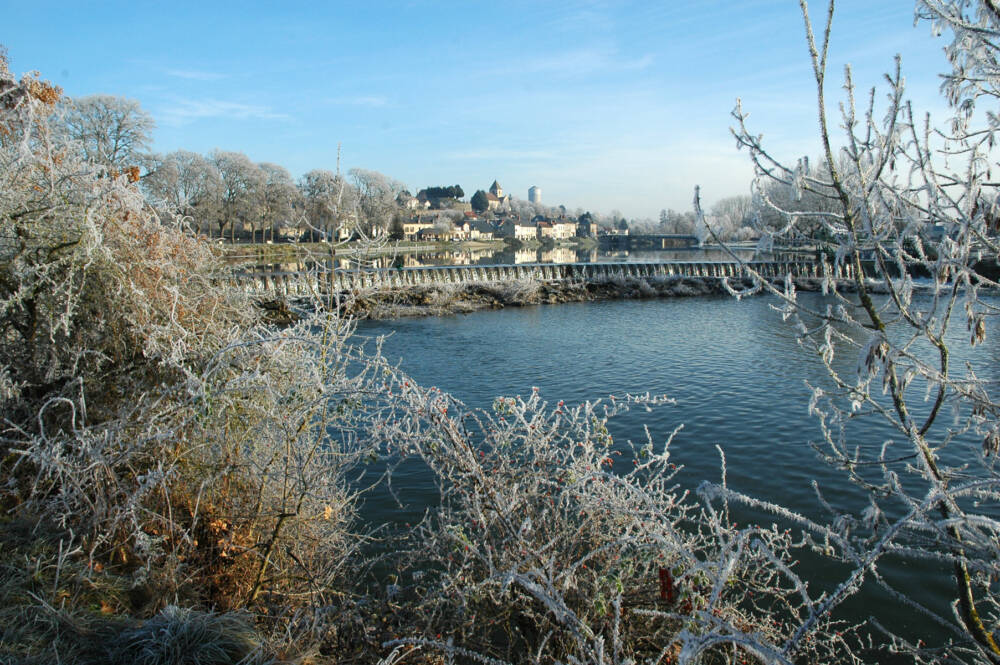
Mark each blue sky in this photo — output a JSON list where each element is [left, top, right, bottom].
[[5, 1, 951, 218]]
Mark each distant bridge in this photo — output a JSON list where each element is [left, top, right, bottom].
[[235, 259, 848, 298]]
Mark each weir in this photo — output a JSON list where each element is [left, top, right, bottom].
[[234, 260, 848, 298]]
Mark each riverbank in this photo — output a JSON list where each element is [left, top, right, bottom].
[[330, 274, 845, 320]]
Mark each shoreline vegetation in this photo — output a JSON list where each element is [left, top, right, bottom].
[[341, 275, 739, 319], [260, 275, 900, 323]]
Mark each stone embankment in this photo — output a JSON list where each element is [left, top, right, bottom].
[[336, 275, 794, 319]]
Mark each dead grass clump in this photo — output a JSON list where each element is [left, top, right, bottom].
[[109, 606, 268, 665]]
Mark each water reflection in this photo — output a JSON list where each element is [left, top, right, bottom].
[[248, 245, 786, 274], [598, 248, 760, 262]]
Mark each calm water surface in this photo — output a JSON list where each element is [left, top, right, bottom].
[[354, 293, 1000, 643]]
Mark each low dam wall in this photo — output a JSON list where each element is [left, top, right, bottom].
[[235, 260, 845, 298]]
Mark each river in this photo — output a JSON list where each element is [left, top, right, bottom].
[[353, 291, 1000, 646]]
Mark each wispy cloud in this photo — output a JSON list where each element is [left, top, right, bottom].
[[543, 3, 613, 36], [444, 148, 555, 162], [164, 68, 227, 81], [327, 95, 389, 107], [623, 54, 654, 71], [159, 98, 289, 125], [506, 48, 653, 77]]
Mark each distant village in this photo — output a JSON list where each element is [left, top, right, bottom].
[[394, 181, 604, 244]]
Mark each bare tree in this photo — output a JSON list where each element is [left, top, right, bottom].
[[143, 150, 223, 235], [656, 208, 696, 234], [708, 195, 753, 240], [300, 168, 354, 241], [55, 94, 154, 175], [211, 150, 265, 242], [349, 167, 405, 237], [750, 157, 843, 244], [720, 1, 1000, 661], [259, 162, 300, 242]]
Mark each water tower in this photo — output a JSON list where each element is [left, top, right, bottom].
[[528, 185, 541, 204]]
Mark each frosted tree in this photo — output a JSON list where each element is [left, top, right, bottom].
[[300, 168, 355, 241], [259, 161, 300, 242], [748, 156, 844, 245], [54, 94, 154, 175], [709, 195, 754, 240], [658, 209, 697, 234], [142, 149, 223, 234], [349, 167, 406, 237], [720, 1, 1000, 661], [211, 149, 265, 242]]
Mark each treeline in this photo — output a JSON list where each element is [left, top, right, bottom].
[[50, 92, 816, 247], [144, 154, 406, 242], [51, 95, 610, 244], [46, 94, 420, 242], [417, 184, 464, 200], [51, 95, 755, 243]]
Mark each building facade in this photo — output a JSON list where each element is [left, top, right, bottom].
[[485, 180, 511, 211]]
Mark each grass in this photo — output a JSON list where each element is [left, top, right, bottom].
[[109, 607, 267, 665], [0, 519, 277, 665]]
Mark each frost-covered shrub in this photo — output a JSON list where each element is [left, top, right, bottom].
[[0, 51, 380, 624], [368, 385, 843, 665], [0, 69, 237, 426]]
